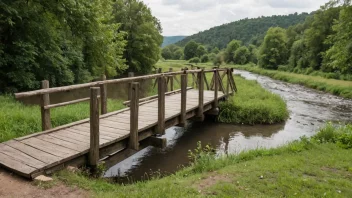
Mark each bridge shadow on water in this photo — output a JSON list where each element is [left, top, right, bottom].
[[104, 119, 285, 184]]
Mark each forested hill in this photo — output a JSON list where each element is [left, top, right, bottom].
[[176, 13, 310, 49], [162, 36, 186, 47]]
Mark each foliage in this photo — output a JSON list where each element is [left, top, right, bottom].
[[225, 40, 241, 63], [184, 40, 199, 60], [200, 54, 209, 63], [312, 122, 352, 149], [258, 27, 288, 69], [161, 48, 173, 60], [233, 46, 250, 65], [176, 13, 310, 49], [189, 57, 200, 64], [113, 0, 163, 74], [213, 52, 226, 66], [162, 36, 185, 47], [196, 45, 206, 58], [247, 44, 259, 64], [0, 0, 126, 92], [218, 75, 289, 124]]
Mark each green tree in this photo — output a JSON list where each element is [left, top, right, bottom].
[[289, 39, 309, 68], [212, 47, 220, 54], [184, 40, 199, 60], [248, 44, 259, 63], [161, 48, 173, 60], [189, 57, 200, 64], [201, 54, 209, 63], [322, 4, 352, 73], [113, 0, 163, 74], [259, 27, 288, 69], [225, 40, 241, 63], [196, 45, 207, 58], [234, 46, 250, 65], [173, 49, 184, 60]]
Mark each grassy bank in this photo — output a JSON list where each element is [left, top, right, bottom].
[[0, 96, 124, 142], [233, 65, 352, 99], [56, 123, 352, 197]]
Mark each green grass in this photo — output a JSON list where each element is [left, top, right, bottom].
[[0, 95, 124, 142], [233, 65, 352, 99], [55, 123, 352, 197]]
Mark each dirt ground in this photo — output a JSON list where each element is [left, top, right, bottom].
[[0, 168, 89, 198]]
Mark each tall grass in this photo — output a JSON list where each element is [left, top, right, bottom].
[[218, 76, 289, 124], [234, 65, 352, 99], [0, 95, 124, 142]]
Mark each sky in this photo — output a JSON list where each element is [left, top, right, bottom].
[[142, 0, 330, 36]]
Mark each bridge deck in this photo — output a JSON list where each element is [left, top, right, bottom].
[[0, 89, 225, 178]]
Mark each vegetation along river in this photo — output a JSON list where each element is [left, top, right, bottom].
[[104, 70, 352, 182]]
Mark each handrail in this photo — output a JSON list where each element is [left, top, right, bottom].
[[15, 68, 226, 98]]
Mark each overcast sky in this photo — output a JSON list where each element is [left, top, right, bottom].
[[142, 0, 330, 36]]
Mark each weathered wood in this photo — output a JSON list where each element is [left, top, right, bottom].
[[129, 82, 139, 150], [100, 75, 107, 114], [196, 69, 205, 121], [180, 74, 187, 127], [218, 71, 226, 93], [226, 68, 230, 95], [213, 70, 219, 109], [169, 68, 174, 91], [89, 87, 100, 168], [41, 80, 51, 131], [128, 72, 134, 100], [44, 97, 94, 110], [157, 76, 166, 135], [204, 72, 210, 90]]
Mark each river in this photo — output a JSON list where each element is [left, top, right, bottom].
[[104, 70, 352, 182]]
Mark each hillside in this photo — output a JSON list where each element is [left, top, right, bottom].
[[176, 13, 310, 48], [162, 36, 186, 47]]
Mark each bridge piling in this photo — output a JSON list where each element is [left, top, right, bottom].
[[129, 82, 139, 150], [157, 76, 166, 135], [89, 87, 100, 169]]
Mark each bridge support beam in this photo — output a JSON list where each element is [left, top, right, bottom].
[[195, 69, 205, 121], [156, 76, 166, 135], [89, 87, 100, 169], [178, 73, 188, 127]]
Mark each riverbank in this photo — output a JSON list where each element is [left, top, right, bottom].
[[54, 123, 352, 197], [233, 65, 352, 99]]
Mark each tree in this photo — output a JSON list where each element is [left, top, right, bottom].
[[0, 0, 126, 92], [189, 57, 200, 64], [161, 48, 173, 60], [225, 40, 241, 63], [184, 40, 199, 60], [212, 47, 220, 54], [196, 45, 206, 57], [234, 46, 250, 65], [201, 54, 209, 63], [322, 4, 352, 73], [248, 44, 259, 63], [113, 0, 163, 74], [173, 49, 184, 60], [289, 39, 309, 68], [213, 52, 226, 66], [259, 27, 288, 69]]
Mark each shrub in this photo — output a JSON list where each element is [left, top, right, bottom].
[[189, 57, 200, 64], [200, 54, 209, 63]]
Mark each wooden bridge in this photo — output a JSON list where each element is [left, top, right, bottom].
[[0, 67, 236, 178]]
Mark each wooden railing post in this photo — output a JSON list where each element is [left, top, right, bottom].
[[100, 75, 107, 114], [128, 72, 134, 100], [169, 68, 174, 91], [89, 87, 100, 169], [196, 69, 205, 121], [213, 69, 219, 109], [130, 82, 139, 150], [180, 73, 187, 127], [157, 76, 165, 135], [41, 80, 51, 131], [226, 68, 230, 96]]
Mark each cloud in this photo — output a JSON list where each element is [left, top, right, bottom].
[[142, 0, 330, 36]]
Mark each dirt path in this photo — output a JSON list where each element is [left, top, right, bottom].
[[0, 168, 89, 198]]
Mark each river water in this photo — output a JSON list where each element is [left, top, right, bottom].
[[104, 70, 352, 182]]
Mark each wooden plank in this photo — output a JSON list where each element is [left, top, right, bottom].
[[0, 144, 47, 168], [3, 140, 60, 164], [36, 135, 87, 152], [129, 82, 139, 150], [21, 138, 77, 158], [69, 126, 114, 140], [79, 124, 128, 137], [51, 130, 90, 144], [0, 152, 36, 176], [47, 133, 89, 147], [41, 80, 51, 131]]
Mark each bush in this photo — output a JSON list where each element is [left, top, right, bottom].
[[200, 54, 209, 63], [189, 57, 200, 64], [312, 123, 352, 149]]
